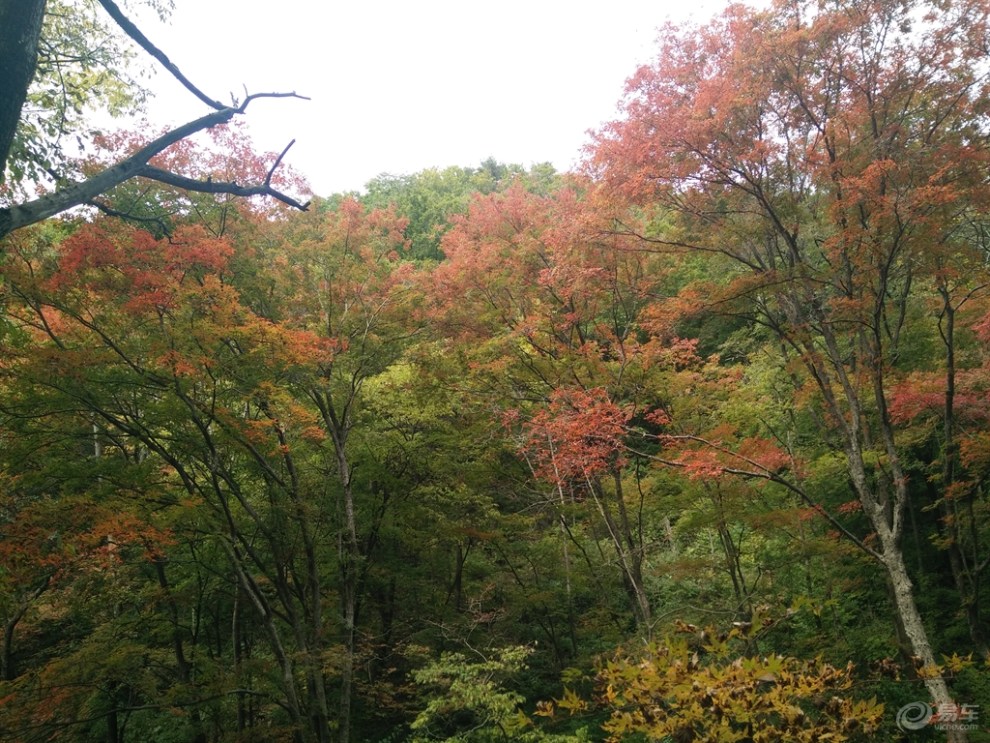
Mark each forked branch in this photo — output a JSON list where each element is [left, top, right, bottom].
[[0, 2, 311, 241], [0, 94, 310, 239], [140, 142, 310, 211]]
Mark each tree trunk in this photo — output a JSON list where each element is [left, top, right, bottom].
[[0, 0, 46, 179], [879, 533, 966, 742], [799, 317, 964, 738], [312, 389, 361, 743], [2, 612, 20, 682], [938, 290, 990, 658], [105, 705, 119, 743], [337, 461, 359, 743], [556, 486, 579, 657], [223, 541, 307, 743], [589, 474, 651, 633]]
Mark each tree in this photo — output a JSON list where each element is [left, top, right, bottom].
[[362, 161, 561, 260], [592, 0, 990, 730], [0, 0, 308, 240], [83, 121, 308, 237], [410, 645, 587, 743], [431, 183, 676, 638], [258, 197, 421, 743]]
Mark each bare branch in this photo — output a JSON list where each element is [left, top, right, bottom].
[[1, 107, 234, 237], [236, 91, 312, 113], [0, 95, 310, 239], [139, 164, 310, 212], [86, 198, 175, 236], [267, 139, 296, 186], [95, 0, 225, 110]]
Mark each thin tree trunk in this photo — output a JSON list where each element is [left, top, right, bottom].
[[233, 591, 247, 735], [153, 559, 207, 743], [311, 388, 361, 743], [879, 532, 963, 742], [556, 486, 579, 657], [938, 289, 989, 657], [339, 548, 357, 743], [587, 474, 651, 633], [222, 540, 307, 743]]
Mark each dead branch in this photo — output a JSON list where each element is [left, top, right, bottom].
[[139, 165, 310, 212], [95, 0, 224, 110], [0, 94, 310, 239]]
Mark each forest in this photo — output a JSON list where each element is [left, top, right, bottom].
[[2, 0, 990, 741]]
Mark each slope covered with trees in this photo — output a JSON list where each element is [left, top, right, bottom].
[[2, 0, 990, 741]]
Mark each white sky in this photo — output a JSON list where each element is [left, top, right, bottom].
[[133, 1, 729, 196]]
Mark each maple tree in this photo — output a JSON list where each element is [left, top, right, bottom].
[[1, 177, 490, 741], [431, 181, 823, 652], [256, 196, 421, 743], [83, 122, 309, 238], [2, 214, 323, 740], [591, 0, 990, 730], [3, 153, 987, 740], [430, 182, 670, 635]]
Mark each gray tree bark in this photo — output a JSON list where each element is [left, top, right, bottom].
[[0, 0, 47, 180]]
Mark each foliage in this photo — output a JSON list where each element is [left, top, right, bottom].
[[571, 624, 885, 743], [3, 0, 990, 740], [6, 0, 170, 190], [411, 646, 589, 743], [362, 160, 563, 260], [0, 0, 307, 240]]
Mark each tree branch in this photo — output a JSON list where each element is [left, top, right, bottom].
[[0, 95, 309, 239], [624, 435, 880, 560], [139, 162, 309, 212], [86, 197, 175, 236], [1, 106, 233, 237], [95, 0, 225, 110]]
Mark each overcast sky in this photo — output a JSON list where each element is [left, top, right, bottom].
[[134, 1, 729, 196]]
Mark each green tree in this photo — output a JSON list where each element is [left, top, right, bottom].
[[362, 161, 561, 260], [411, 646, 588, 743]]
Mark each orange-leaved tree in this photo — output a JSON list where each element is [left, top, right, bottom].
[[432, 183, 683, 635], [591, 0, 990, 724], [0, 214, 342, 741]]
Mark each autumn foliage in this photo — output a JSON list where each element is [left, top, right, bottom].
[[3, 0, 990, 741]]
